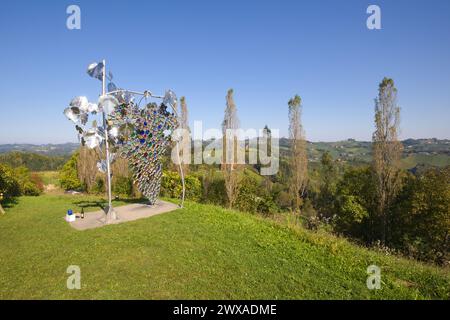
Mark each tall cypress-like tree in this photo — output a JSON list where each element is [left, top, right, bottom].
[[288, 95, 308, 213], [372, 77, 403, 244], [262, 124, 272, 154], [180, 97, 189, 132], [222, 89, 240, 208], [179, 96, 190, 174]]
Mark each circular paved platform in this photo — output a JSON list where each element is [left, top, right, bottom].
[[67, 200, 180, 230]]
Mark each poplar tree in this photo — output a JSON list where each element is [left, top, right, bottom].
[[372, 77, 403, 244], [288, 95, 308, 213], [222, 89, 240, 208], [179, 96, 190, 174]]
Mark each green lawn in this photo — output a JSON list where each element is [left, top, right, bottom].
[[0, 195, 448, 299]]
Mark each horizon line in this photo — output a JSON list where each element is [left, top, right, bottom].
[[0, 136, 449, 146]]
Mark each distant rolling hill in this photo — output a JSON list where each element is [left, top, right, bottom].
[[0, 143, 79, 156], [278, 138, 450, 169], [0, 138, 448, 169]]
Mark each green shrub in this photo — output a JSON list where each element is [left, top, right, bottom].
[[161, 171, 202, 202], [0, 164, 44, 199], [59, 153, 82, 191], [91, 176, 105, 194], [234, 174, 260, 213], [21, 180, 42, 196], [333, 166, 375, 239], [300, 199, 319, 230], [257, 195, 279, 215], [201, 172, 227, 206], [391, 166, 450, 265], [113, 176, 133, 197], [0, 164, 20, 200], [13, 166, 42, 196], [276, 190, 292, 210], [30, 173, 45, 193]]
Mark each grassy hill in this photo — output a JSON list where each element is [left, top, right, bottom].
[[0, 195, 448, 299]]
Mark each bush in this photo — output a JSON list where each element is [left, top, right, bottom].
[[0, 164, 20, 200], [59, 153, 82, 191], [13, 166, 42, 196], [276, 190, 292, 210], [257, 195, 279, 215], [234, 174, 260, 213], [302, 198, 320, 230], [334, 195, 368, 231], [0, 164, 44, 200], [200, 172, 227, 206], [333, 166, 375, 240], [21, 180, 42, 196], [161, 171, 202, 202], [30, 173, 45, 193], [113, 176, 133, 197], [329, 164, 449, 265], [91, 176, 105, 194], [391, 166, 450, 265]]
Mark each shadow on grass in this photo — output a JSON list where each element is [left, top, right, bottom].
[[71, 197, 148, 212], [117, 197, 148, 204], [72, 200, 106, 212], [1, 197, 19, 209]]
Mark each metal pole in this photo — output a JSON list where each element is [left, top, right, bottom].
[[175, 142, 185, 208], [0, 193, 5, 214], [102, 59, 116, 223]]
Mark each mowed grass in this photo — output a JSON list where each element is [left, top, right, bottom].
[[0, 195, 448, 299]]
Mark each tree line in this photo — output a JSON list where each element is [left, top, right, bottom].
[[20, 81, 450, 265], [0, 151, 69, 171], [209, 78, 449, 265]]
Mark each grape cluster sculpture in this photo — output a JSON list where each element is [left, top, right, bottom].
[[64, 61, 181, 207]]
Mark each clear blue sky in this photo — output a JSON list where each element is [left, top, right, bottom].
[[0, 0, 449, 143]]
